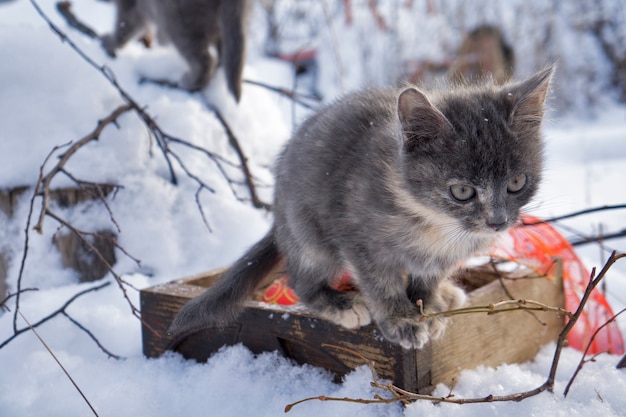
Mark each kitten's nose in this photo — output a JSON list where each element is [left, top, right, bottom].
[[486, 220, 507, 232], [487, 209, 508, 232]]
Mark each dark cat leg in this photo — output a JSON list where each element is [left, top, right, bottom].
[[286, 255, 371, 329], [368, 287, 430, 349], [343, 255, 429, 349], [170, 35, 216, 92], [425, 279, 466, 338], [101, 0, 148, 57]]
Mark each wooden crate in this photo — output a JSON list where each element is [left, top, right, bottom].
[[141, 264, 564, 393]]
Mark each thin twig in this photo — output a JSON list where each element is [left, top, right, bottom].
[[58, 169, 123, 233], [243, 79, 319, 110], [203, 101, 271, 210], [12, 143, 64, 333], [489, 259, 547, 326], [2, 282, 110, 349], [18, 105, 144, 321], [62, 312, 124, 360], [23, 1, 259, 357], [18, 311, 100, 416], [522, 204, 626, 225], [523, 205, 626, 251], [563, 306, 626, 397], [416, 298, 572, 320], [0, 288, 38, 311], [571, 229, 626, 247], [543, 252, 624, 393]]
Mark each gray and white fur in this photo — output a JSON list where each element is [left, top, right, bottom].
[[102, 0, 249, 102], [169, 67, 554, 349]]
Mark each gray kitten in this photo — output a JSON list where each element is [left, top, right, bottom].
[[102, 0, 249, 102], [169, 67, 553, 349]]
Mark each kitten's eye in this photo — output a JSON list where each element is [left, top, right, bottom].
[[450, 184, 476, 202], [507, 174, 527, 193]]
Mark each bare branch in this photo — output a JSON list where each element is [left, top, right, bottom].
[[62, 311, 124, 360], [243, 79, 320, 110], [136, 77, 272, 210], [33, 103, 132, 234], [522, 205, 626, 253], [522, 204, 626, 225], [2, 282, 110, 350], [571, 229, 626, 247], [58, 169, 124, 233], [1, 288, 38, 311], [203, 101, 272, 210], [563, 307, 626, 397]]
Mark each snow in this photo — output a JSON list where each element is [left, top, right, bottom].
[[1, 1, 625, 416]]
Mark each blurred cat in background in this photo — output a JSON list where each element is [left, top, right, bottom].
[[102, 0, 249, 102]]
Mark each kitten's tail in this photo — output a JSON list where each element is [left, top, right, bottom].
[[167, 229, 280, 339], [219, 0, 248, 102]]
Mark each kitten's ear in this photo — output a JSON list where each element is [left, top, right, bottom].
[[504, 65, 554, 133], [397, 87, 451, 149]]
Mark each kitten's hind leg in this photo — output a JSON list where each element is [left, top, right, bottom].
[[287, 258, 371, 329]]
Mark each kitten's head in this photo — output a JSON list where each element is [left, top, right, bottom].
[[397, 66, 553, 235]]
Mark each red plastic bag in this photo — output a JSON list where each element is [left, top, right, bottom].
[[491, 214, 624, 355]]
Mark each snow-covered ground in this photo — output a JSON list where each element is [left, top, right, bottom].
[[1, 1, 625, 416]]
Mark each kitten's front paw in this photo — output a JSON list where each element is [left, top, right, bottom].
[[378, 315, 430, 350], [423, 280, 467, 340]]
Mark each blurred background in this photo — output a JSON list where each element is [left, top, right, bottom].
[[254, 0, 625, 114]]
